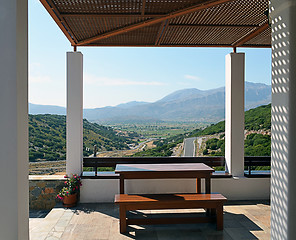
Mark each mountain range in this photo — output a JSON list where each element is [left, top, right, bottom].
[[29, 82, 271, 123]]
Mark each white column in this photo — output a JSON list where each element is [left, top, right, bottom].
[[0, 0, 29, 239], [225, 53, 245, 177], [66, 52, 83, 175], [270, 1, 296, 239]]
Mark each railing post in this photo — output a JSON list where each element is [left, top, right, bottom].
[[248, 158, 251, 176]]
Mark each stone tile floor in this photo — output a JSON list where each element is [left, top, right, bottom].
[[30, 201, 270, 240]]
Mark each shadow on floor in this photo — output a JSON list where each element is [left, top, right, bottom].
[[225, 200, 270, 206], [29, 209, 50, 218], [60, 203, 267, 239]]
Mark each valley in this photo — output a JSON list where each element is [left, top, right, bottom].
[[28, 89, 271, 175]]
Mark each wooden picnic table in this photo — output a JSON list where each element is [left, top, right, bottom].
[[115, 163, 215, 194], [114, 163, 227, 233]]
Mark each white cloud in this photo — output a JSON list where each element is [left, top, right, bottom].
[[29, 62, 53, 83], [184, 75, 201, 81], [29, 75, 52, 83], [84, 74, 165, 86]]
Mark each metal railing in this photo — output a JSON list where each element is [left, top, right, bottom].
[[82, 156, 271, 178]]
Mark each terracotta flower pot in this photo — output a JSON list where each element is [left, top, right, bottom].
[[63, 193, 77, 208]]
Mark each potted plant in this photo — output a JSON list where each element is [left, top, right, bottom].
[[57, 174, 82, 207]]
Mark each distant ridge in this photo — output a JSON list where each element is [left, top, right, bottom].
[[29, 103, 66, 115], [116, 101, 149, 108], [29, 82, 271, 123]]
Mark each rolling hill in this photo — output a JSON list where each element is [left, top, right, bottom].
[[189, 103, 271, 137], [29, 114, 138, 162]]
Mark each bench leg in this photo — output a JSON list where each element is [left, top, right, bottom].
[[216, 204, 224, 231], [119, 206, 127, 233]]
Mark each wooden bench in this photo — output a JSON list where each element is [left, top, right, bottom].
[[115, 193, 227, 233]]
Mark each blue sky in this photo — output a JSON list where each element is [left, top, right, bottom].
[[29, 0, 271, 108]]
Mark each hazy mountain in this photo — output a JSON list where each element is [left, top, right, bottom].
[[29, 82, 271, 123], [157, 88, 205, 103], [29, 103, 66, 115], [116, 101, 149, 108]]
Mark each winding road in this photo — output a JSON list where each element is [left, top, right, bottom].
[[183, 137, 205, 157], [183, 137, 197, 157]]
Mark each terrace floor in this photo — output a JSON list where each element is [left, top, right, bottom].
[[29, 201, 270, 240]]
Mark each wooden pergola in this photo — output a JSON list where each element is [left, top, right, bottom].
[[40, 0, 270, 49]]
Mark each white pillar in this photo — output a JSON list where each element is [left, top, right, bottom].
[[0, 0, 29, 239], [270, 1, 296, 239], [66, 52, 83, 175], [225, 53, 245, 177]]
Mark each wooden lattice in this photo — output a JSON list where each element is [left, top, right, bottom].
[[40, 0, 271, 48]]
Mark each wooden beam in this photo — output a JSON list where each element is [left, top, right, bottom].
[[77, 0, 236, 46], [232, 21, 270, 47], [46, 0, 78, 44], [40, 0, 78, 45], [80, 44, 271, 48], [61, 13, 166, 18], [155, 20, 169, 45], [168, 24, 259, 28], [155, 21, 166, 45], [40, 0, 76, 45]]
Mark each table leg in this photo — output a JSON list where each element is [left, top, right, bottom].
[[196, 178, 201, 193], [205, 176, 211, 215], [205, 176, 211, 194], [120, 175, 125, 194]]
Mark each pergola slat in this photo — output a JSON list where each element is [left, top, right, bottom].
[[141, 0, 146, 16], [76, 0, 236, 46], [232, 21, 269, 47], [60, 13, 166, 18]]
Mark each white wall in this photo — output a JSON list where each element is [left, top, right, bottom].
[[0, 0, 29, 239], [270, 1, 296, 239], [80, 177, 270, 203]]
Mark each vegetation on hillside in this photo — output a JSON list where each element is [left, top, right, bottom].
[[29, 104, 271, 161], [142, 104, 271, 157], [189, 104, 271, 137], [203, 133, 270, 157], [132, 130, 187, 157], [244, 104, 271, 130], [133, 143, 177, 157], [29, 114, 138, 162]]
